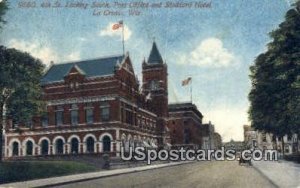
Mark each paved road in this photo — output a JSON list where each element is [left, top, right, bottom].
[[54, 161, 276, 188]]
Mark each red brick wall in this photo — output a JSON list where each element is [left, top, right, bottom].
[[167, 112, 203, 147]]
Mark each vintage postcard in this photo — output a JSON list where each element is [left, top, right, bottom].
[[0, 0, 299, 187]]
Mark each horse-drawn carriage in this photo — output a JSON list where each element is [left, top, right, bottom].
[[238, 153, 252, 165], [237, 143, 252, 166]]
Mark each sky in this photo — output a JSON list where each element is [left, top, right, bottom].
[[0, 0, 293, 142]]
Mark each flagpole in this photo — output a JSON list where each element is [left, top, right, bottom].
[[122, 21, 125, 55], [190, 78, 193, 103]]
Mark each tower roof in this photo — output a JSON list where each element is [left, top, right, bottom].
[[147, 42, 163, 64]]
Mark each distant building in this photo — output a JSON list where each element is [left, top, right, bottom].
[[202, 122, 215, 150], [223, 139, 244, 152], [243, 125, 299, 155], [243, 125, 257, 149], [275, 134, 299, 154], [213, 132, 222, 149], [167, 103, 203, 149]]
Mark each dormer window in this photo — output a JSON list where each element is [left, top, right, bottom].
[[64, 65, 85, 91], [69, 82, 79, 90]]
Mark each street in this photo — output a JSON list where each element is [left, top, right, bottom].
[[54, 161, 276, 188]]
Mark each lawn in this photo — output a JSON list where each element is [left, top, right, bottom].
[[0, 161, 99, 184]]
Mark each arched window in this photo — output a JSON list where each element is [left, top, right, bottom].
[[71, 138, 79, 154], [41, 140, 49, 155], [86, 137, 95, 153], [12, 142, 19, 156], [26, 141, 33, 156], [103, 136, 111, 152], [55, 139, 64, 154]]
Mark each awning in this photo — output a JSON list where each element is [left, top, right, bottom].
[[151, 142, 158, 148]]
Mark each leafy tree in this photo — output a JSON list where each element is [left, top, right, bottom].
[[0, 46, 45, 161], [249, 1, 300, 154], [0, 0, 8, 29]]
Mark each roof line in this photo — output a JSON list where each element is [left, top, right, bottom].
[[41, 74, 115, 85], [54, 54, 124, 65], [168, 102, 194, 105], [63, 64, 86, 77]]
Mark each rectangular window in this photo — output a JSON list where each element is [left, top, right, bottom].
[[137, 119, 141, 126], [42, 116, 48, 127], [121, 108, 124, 122], [55, 111, 63, 126], [125, 110, 133, 125], [262, 133, 267, 142], [26, 121, 33, 128], [184, 129, 190, 144], [100, 102, 110, 121], [71, 110, 78, 125], [12, 119, 18, 129], [134, 114, 137, 126], [141, 118, 145, 129], [86, 108, 93, 124], [101, 107, 110, 121]]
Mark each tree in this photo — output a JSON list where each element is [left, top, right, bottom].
[[0, 46, 45, 161], [0, 0, 8, 29], [249, 1, 300, 154]]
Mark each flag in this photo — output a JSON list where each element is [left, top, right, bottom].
[[112, 20, 123, 30], [182, 77, 192, 86], [145, 93, 152, 101]]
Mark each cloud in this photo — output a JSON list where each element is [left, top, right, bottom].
[[180, 38, 236, 68], [65, 51, 81, 61], [77, 37, 87, 42], [7, 39, 83, 65], [99, 23, 132, 41], [8, 39, 59, 66], [202, 104, 250, 142]]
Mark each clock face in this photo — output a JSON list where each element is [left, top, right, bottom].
[[150, 80, 159, 90]]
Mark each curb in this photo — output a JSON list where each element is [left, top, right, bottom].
[[252, 162, 279, 188], [0, 161, 194, 188]]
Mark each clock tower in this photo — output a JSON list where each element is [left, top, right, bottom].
[[142, 42, 169, 146]]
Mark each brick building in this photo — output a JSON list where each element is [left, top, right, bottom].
[[167, 103, 203, 149], [3, 42, 216, 158]]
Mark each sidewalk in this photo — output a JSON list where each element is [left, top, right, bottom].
[[0, 161, 192, 188], [252, 160, 300, 188]]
